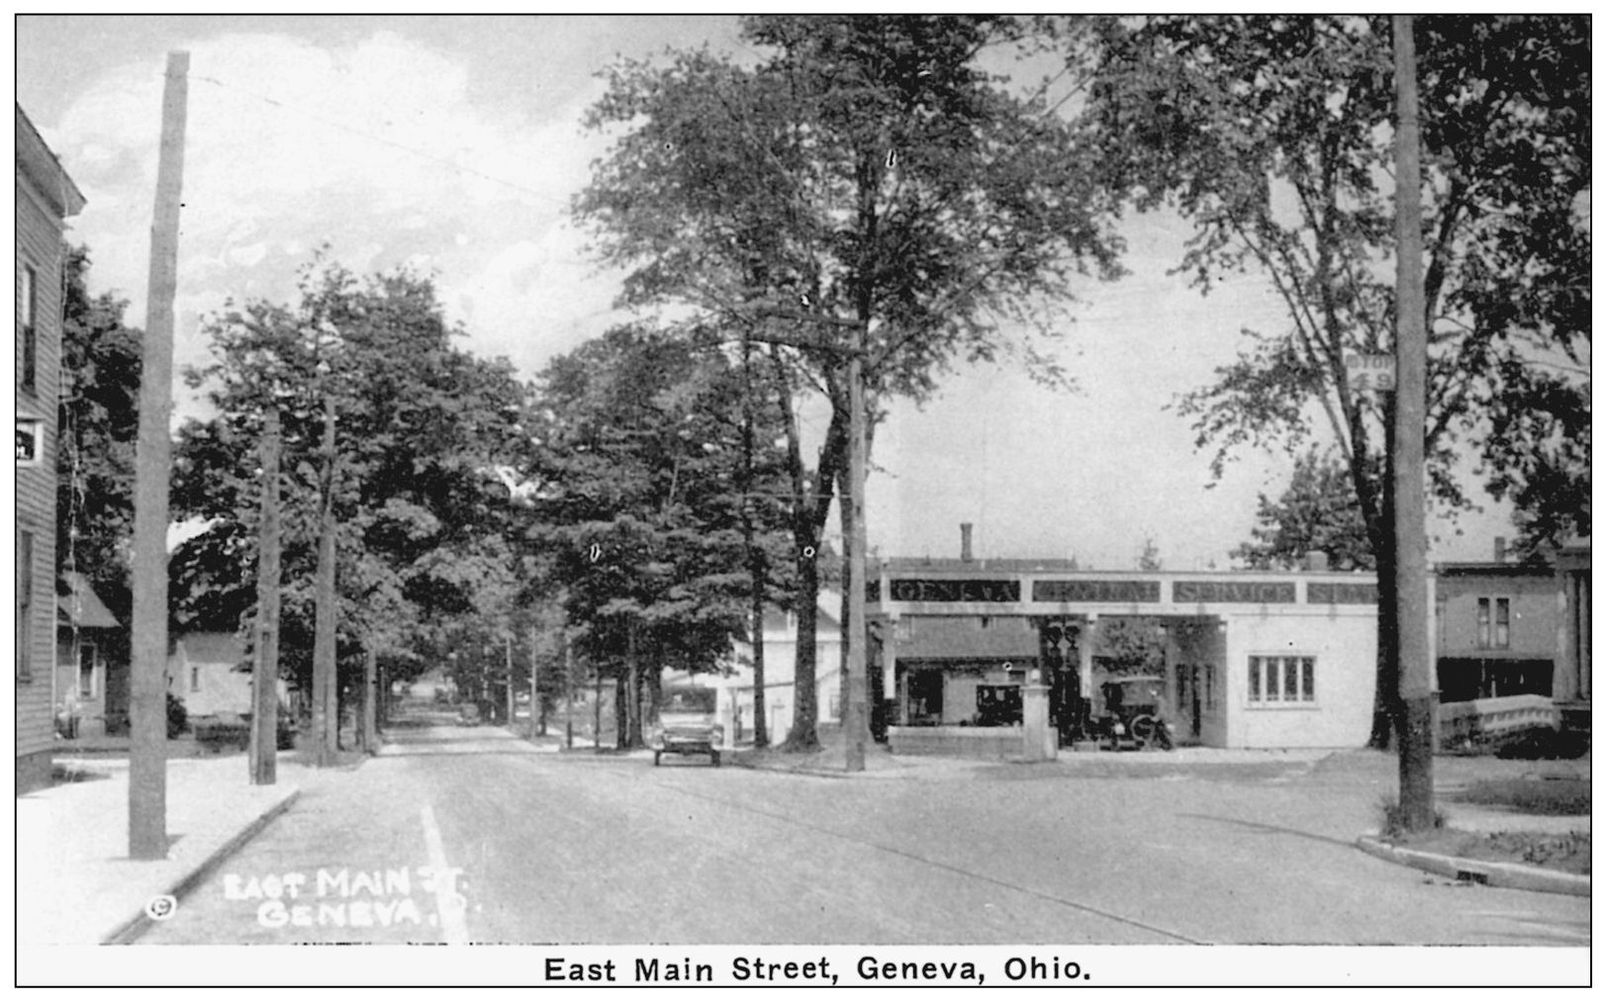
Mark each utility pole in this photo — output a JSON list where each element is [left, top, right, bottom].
[[505, 634, 516, 728], [1392, 14, 1436, 831], [564, 637, 574, 749], [362, 645, 378, 754], [531, 623, 543, 737], [312, 392, 338, 766], [843, 319, 870, 772], [129, 51, 188, 859], [250, 403, 282, 785]]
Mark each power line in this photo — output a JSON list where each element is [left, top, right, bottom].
[[190, 73, 571, 209]]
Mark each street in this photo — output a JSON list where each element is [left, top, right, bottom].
[[138, 697, 1589, 947]]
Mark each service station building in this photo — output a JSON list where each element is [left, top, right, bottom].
[[869, 552, 1380, 753]]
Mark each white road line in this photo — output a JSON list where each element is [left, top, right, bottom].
[[420, 802, 470, 944]]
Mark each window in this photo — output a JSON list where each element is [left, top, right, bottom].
[[1477, 596, 1511, 649], [16, 529, 33, 679], [1247, 656, 1315, 704], [20, 265, 37, 392], [78, 644, 97, 698], [16, 417, 43, 465]]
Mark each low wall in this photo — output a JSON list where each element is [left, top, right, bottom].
[[888, 725, 1022, 759], [1438, 693, 1559, 749]]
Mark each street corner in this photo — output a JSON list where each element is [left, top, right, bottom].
[[1354, 831, 1591, 898]]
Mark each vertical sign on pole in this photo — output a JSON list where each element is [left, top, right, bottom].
[[129, 51, 188, 859]]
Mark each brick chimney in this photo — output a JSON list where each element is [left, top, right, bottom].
[[960, 523, 974, 562], [1494, 536, 1507, 563]]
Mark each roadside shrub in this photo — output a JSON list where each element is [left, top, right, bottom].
[[166, 693, 189, 738], [1493, 727, 1589, 761], [193, 719, 250, 753], [1454, 777, 1590, 816]]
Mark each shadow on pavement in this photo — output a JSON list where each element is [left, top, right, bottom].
[[1175, 813, 1359, 850]]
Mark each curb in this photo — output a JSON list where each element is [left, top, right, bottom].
[[1355, 832, 1590, 898], [101, 788, 302, 945]]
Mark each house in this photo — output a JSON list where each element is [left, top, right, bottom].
[[167, 632, 264, 721], [54, 572, 125, 738], [1435, 537, 1591, 728], [727, 591, 844, 741], [16, 105, 86, 793]]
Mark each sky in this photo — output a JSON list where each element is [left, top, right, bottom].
[[14, 13, 1515, 569]]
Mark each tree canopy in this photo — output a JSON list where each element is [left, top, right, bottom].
[[524, 325, 796, 745], [57, 245, 143, 623], [171, 256, 533, 696], [1233, 449, 1374, 571], [1079, 14, 1588, 551], [575, 14, 1125, 746]]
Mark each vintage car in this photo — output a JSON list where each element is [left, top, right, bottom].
[[647, 685, 724, 767], [1096, 675, 1174, 751]]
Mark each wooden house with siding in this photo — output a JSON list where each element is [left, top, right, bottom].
[[16, 105, 85, 792]]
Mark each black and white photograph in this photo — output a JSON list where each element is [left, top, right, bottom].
[[12, 12, 1590, 988]]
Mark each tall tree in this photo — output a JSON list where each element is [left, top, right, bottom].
[[172, 257, 533, 714], [56, 245, 143, 624], [1234, 449, 1374, 571], [577, 14, 1123, 749], [529, 326, 794, 748], [1077, 14, 1588, 745]]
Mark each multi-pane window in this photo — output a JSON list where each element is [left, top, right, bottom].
[[1247, 656, 1315, 704], [20, 265, 37, 392], [1477, 597, 1511, 649]]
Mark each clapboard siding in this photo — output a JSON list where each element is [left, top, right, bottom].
[[15, 109, 79, 794]]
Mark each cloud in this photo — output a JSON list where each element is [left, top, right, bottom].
[[48, 28, 621, 413]]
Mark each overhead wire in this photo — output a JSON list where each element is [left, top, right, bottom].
[[189, 73, 571, 210]]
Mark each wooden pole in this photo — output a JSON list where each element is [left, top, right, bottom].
[[250, 404, 282, 784], [362, 645, 378, 754], [1392, 14, 1436, 831], [843, 322, 869, 772], [505, 634, 515, 728], [564, 638, 574, 749], [129, 51, 188, 859], [531, 623, 543, 737], [312, 392, 338, 765]]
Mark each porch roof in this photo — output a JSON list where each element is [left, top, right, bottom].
[[56, 573, 119, 629]]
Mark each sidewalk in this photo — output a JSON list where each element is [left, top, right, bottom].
[[15, 753, 315, 947]]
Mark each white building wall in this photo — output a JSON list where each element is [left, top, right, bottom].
[[1225, 612, 1377, 748]]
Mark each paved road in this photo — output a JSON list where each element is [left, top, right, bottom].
[[140, 703, 1589, 947]]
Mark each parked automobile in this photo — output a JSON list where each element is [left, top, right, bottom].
[[1096, 675, 1174, 751], [647, 685, 723, 767], [458, 702, 483, 727]]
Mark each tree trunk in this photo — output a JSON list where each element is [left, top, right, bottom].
[[625, 625, 643, 748], [740, 331, 769, 749], [750, 569, 768, 748], [613, 672, 627, 749], [784, 554, 821, 750], [1368, 397, 1403, 750]]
